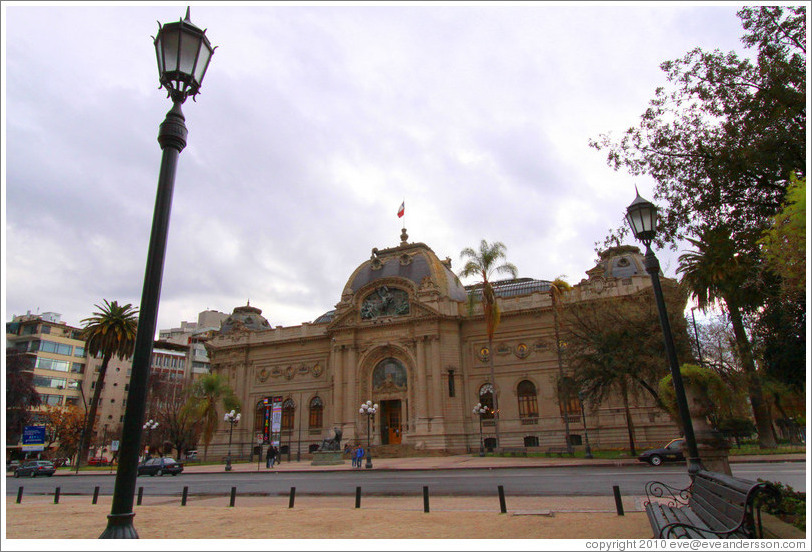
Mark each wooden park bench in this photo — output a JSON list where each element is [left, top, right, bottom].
[[644, 469, 778, 539]]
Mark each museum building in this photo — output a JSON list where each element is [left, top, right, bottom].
[[205, 230, 682, 459]]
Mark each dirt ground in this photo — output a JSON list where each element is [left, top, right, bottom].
[[4, 494, 652, 545]]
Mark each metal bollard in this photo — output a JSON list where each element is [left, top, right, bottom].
[[92, 486, 100, 504], [182, 486, 189, 506], [498, 485, 507, 514], [54, 486, 61, 504], [355, 486, 361, 509], [16, 487, 24, 504], [423, 486, 430, 513], [613, 485, 625, 516], [229, 486, 237, 507], [137, 486, 144, 506], [289, 487, 296, 508]]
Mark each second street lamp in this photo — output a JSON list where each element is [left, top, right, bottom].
[[472, 403, 489, 456], [625, 189, 701, 474], [99, 8, 215, 539], [142, 420, 158, 458], [577, 391, 593, 459], [224, 410, 241, 472], [359, 401, 377, 469]]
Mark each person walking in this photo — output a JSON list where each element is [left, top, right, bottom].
[[355, 445, 365, 468], [270, 445, 279, 467], [265, 445, 272, 469]]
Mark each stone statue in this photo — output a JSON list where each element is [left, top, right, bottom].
[[318, 427, 343, 451]]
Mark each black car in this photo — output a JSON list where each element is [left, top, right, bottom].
[[638, 438, 685, 466], [14, 460, 56, 478], [137, 457, 183, 476]]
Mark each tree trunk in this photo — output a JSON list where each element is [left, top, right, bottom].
[[78, 353, 112, 469], [621, 380, 637, 456], [726, 298, 777, 448], [488, 335, 500, 449]]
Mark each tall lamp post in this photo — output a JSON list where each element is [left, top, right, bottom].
[[472, 403, 489, 456], [359, 401, 377, 469], [577, 391, 593, 459], [224, 410, 241, 471], [690, 307, 705, 367], [625, 190, 701, 474], [142, 419, 158, 458], [99, 8, 215, 539]]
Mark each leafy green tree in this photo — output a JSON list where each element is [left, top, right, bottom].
[[184, 373, 240, 461], [590, 6, 805, 252], [78, 300, 139, 467], [148, 374, 202, 460], [41, 405, 85, 460], [5, 349, 40, 444], [759, 173, 806, 301], [752, 293, 806, 392], [459, 240, 518, 448], [565, 287, 692, 455], [677, 228, 777, 448]]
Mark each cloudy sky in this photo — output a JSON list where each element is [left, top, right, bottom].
[[3, 2, 749, 333]]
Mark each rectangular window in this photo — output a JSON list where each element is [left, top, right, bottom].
[[35, 357, 71, 372], [71, 363, 85, 373], [32, 376, 67, 389], [40, 325, 51, 334], [74, 346, 85, 357], [39, 340, 73, 356], [447, 370, 456, 398], [40, 394, 63, 406]]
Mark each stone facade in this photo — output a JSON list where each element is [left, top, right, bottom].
[[205, 234, 684, 459]]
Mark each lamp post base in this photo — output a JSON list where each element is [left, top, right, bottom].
[[225, 457, 232, 471], [365, 456, 372, 469], [584, 445, 593, 459], [99, 512, 139, 539]]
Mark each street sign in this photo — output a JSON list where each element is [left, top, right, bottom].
[[256, 433, 264, 444], [111, 440, 120, 452], [22, 425, 46, 451]]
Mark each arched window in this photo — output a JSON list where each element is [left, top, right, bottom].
[[517, 380, 538, 419], [478, 383, 495, 419], [558, 377, 582, 419], [309, 396, 323, 429], [282, 398, 295, 431]]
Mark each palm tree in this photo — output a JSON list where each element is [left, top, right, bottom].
[[459, 240, 518, 449], [550, 277, 573, 453], [184, 373, 240, 461], [677, 226, 777, 448], [78, 300, 138, 468]]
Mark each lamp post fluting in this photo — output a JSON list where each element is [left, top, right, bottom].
[[625, 190, 701, 474], [99, 8, 215, 539], [142, 420, 158, 458], [224, 410, 241, 472], [472, 403, 489, 456], [577, 392, 593, 459], [359, 401, 377, 469]]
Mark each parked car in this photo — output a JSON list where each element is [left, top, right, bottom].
[[7, 460, 22, 472], [14, 460, 56, 478], [87, 457, 110, 466], [137, 457, 183, 476], [638, 438, 685, 466]]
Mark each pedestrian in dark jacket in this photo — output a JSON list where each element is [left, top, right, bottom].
[[265, 445, 272, 468]]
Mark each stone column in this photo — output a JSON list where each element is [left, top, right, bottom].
[[430, 336, 443, 422], [415, 336, 428, 432], [331, 345, 343, 429], [345, 345, 358, 436]]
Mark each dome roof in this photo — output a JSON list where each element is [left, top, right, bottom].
[[219, 303, 271, 333], [342, 229, 468, 302], [588, 245, 652, 279]]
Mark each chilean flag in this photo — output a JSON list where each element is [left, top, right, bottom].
[[397, 201, 405, 218]]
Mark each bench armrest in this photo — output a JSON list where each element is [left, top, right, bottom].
[[644, 480, 692, 507]]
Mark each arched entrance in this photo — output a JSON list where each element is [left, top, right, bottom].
[[371, 357, 407, 445]]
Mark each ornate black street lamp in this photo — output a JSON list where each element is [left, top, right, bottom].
[[472, 403, 489, 456], [359, 401, 377, 469], [142, 419, 158, 458], [224, 410, 241, 471], [625, 190, 701, 474], [99, 8, 215, 539], [577, 391, 593, 459]]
